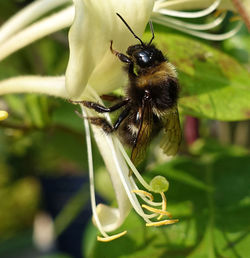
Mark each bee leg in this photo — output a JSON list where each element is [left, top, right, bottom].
[[110, 41, 136, 78], [87, 117, 114, 134], [101, 94, 123, 102], [113, 106, 131, 130], [110, 40, 131, 64], [73, 112, 116, 134], [85, 106, 131, 134], [70, 99, 130, 113]]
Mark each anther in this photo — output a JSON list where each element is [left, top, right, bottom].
[[146, 219, 179, 227], [132, 189, 154, 201], [97, 230, 127, 242], [142, 204, 172, 218]]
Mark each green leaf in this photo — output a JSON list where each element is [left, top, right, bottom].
[[151, 157, 213, 192], [144, 31, 250, 121]]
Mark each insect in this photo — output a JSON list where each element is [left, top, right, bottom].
[[75, 13, 181, 172]]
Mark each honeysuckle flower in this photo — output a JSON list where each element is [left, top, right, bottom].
[[0, 0, 245, 241]]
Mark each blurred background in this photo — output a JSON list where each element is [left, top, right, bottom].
[[0, 1, 249, 257]]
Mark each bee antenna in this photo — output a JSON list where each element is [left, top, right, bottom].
[[116, 13, 144, 46], [148, 21, 154, 45]]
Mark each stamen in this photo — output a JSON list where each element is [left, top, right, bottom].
[[146, 219, 179, 227], [155, 0, 221, 18], [132, 189, 154, 201], [152, 16, 242, 40], [82, 107, 109, 238], [142, 204, 172, 218], [213, 9, 224, 18], [109, 138, 152, 223], [116, 140, 152, 191], [157, 192, 167, 220], [137, 195, 162, 207], [151, 12, 226, 31], [230, 16, 242, 22], [129, 178, 162, 207], [144, 213, 159, 219], [97, 231, 127, 242]]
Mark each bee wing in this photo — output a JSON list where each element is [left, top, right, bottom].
[[131, 100, 153, 168], [160, 106, 181, 156]]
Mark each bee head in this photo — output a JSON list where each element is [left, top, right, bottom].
[[116, 13, 165, 68], [127, 44, 165, 68]]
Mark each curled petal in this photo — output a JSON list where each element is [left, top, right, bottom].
[[95, 204, 130, 232], [65, 0, 154, 98], [0, 0, 71, 45], [0, 7, 74, 62], [90, 118, 132, 232], [154, 0, 235, 12]]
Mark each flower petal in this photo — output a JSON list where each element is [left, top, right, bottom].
[[90, 117, 131, 232], [95, 204, 129, 232], [0, 7, 74, 62], [0, 76, 68, 98], [0, 0, 71, 45], [65, 0, 154, 98]]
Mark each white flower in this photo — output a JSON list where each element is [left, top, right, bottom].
[[0, 0, 245, 241]]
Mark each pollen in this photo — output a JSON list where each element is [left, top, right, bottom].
[[141, 204, 172, 218], [213, 9, 224, 18], [230, 15, 242, 22], [132, 189, 154, 201], [146, 219, 179, 227], [97, 230, 127, 242], [0, 110, 8, 121]]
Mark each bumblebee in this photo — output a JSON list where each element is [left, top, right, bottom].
[[76, 13, 181, 170]]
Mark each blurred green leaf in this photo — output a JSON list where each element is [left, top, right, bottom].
[[51, 100, 83, 132], [41, 253, 72, 258], [54, 184, 89, 237], [0, 231, 33, 257], [151, 158, 213, 192], [25, 95, 46, 128], [223, 27, 250, 64], [144, 30, 250, 121], [0, 177, 40, 240], [5, 95, 28, 120]]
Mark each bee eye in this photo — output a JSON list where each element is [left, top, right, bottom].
[[135, 50, 153, 67]]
